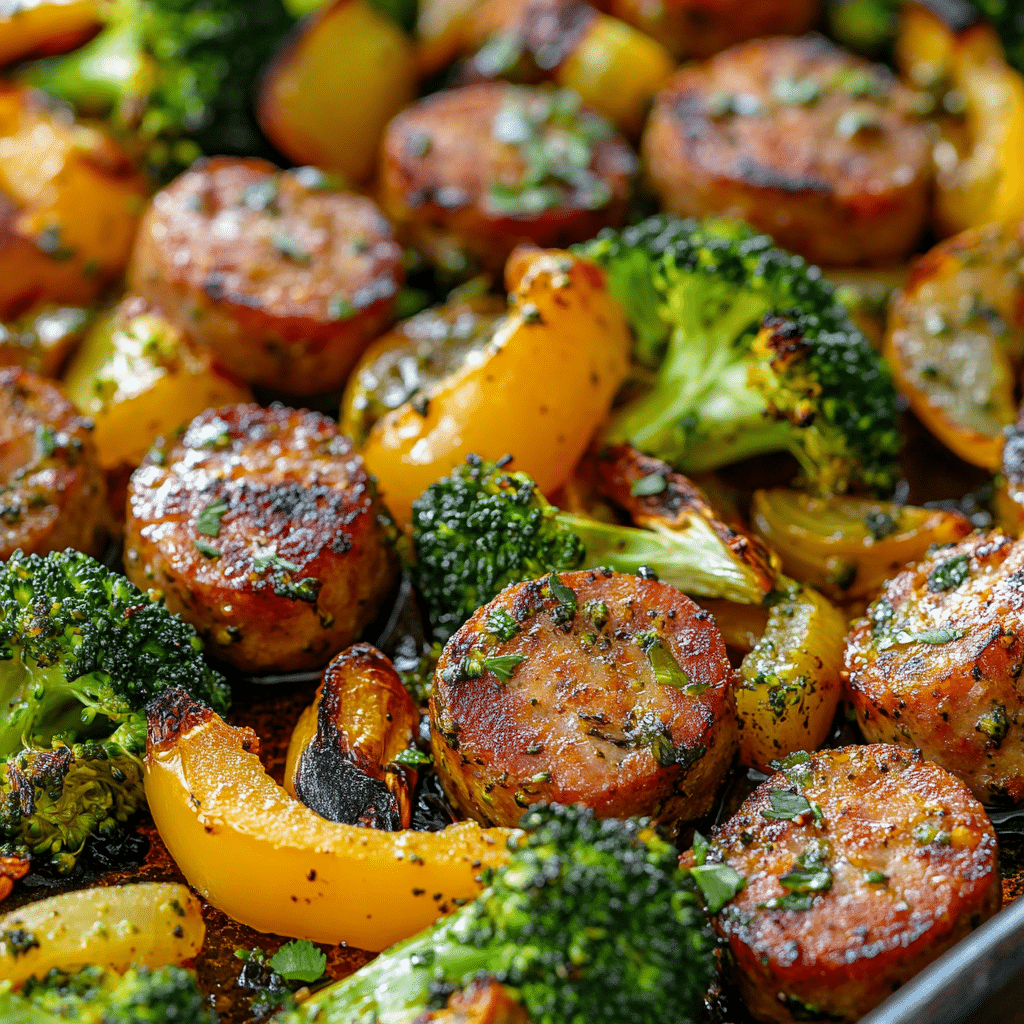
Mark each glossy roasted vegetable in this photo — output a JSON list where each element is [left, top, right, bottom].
[[0, 883, 204, 986], [883, 219, 1024, 470], [354, 247, 631, 526], [0, 304, 90, 377], [751, 489, 975, 603], [259, 0, 417, 185], [733, 581, 848, 772], [0, 84, 148, 319], [0, 0, 104, 68], [62, 299, 252, 472], [146, 687, 513, 951], [898, 3, 1024, 234], [284, 644, 421, 830]]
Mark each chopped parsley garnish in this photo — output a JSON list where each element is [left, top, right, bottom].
[[927, 554, 971, 593], [691, 862, 745, 914], [194, 539, 222, 559], [630, 473, 667, 497], [196, 497, 229, 538], [267, 939, 327, 984]]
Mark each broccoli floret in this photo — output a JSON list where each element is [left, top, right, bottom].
[[411, 455, 775, 639], [273, 803, 717, 1024], [578, 216, 901, 497], [0, 548, 228, 875], [0, 963, 218, 1022], [25, 0, 294, 180], [0, 740, 145, 875]]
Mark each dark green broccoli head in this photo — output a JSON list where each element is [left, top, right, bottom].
[[8, 963, 217, 1023], [581, 215, 900, 496], [26, 0, 294, 179], [276, 803, 717, 1024], [411, 456, 585, 640], [0, 738, 145, 875], [0, 549, 229, 757]]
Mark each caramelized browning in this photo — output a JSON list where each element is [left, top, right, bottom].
[[0, 367, 105, 559], [128, 157, 403, 395], [845, 532, 1024, 805], [125, 404, 398, 674], [643, 35, 932, 267], [697, 744, 1000, 1023], [431, 568, 736, 832]]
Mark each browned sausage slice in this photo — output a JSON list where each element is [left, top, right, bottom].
[[845, 530, 1024, 805], [430, 567, 736, 831], [692, 744, 1000, 1024], [380, 82, 637, 275], [643, 35, 932, 267], [128, 157, 404, 396], [125, 404, 398, 674], [0, 367, 105, 559]]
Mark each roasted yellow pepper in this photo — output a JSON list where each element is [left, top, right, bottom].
[[897, 3, 1024, 234], [0, 0, 104, 69], [0, 883, 204, 986], [63, 300, 252, 472], [733, 582, 847, 772], [353, 247, 631, 526], [752, 489, 975, 603], [146, 690, 513, 952]]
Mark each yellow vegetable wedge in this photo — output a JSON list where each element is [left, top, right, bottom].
[[0, 883, 204, 986], [145, 689, 513, 952]]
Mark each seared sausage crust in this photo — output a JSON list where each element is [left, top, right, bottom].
[[124, 404, 398, 674], [430, 568, 737, 831], [380, 83, 637, 274], [643, 35, 932, 267], [607, 0, 818, 60], [845, 531, 1024, 805], [128, 157, 404, 395], [696, 745, 1000, 1024], [0, 367, 105, 559]]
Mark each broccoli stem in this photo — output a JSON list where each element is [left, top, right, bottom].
[[561, 513, 770, 604], [27, 6, 143, 116]]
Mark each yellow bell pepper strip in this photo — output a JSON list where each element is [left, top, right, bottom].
[[897, 3, 1024, 234], [733, 581, 847, 772], [145, 688, 513, 952], [751, 489, 975, 603], [0, 0, 105, 69], [356, 247, 631, 527], [63, 299, 252, 472], [283, 644, 421, 830], [883, 219, 1024, 470], [0, 883, 204, 987]]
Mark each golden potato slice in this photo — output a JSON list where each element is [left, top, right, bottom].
[[0, 0, 104, 67]]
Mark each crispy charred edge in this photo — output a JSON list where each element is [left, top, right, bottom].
[[145, 687, 222, 756], [1, 366, 93, 437], [584, 443, 779, 595], [294, 643, 416, 830]]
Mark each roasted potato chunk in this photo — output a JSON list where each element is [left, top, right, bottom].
[[62, 297, 252, 472], [128, 157, 404, 395], [884, 219, 1024, 471], [430, 568, 737, 833], [124, 404, 399, 674], [0, 366, 105, 559], [643, 35, 932, 267], [0, 0, 104, 68], [846, 531, 1024, 805], [0, 84, 147, 318], [689, 745, 1000, 1024], [379, 82, 636, 275], [259, 0, 418, 185]]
